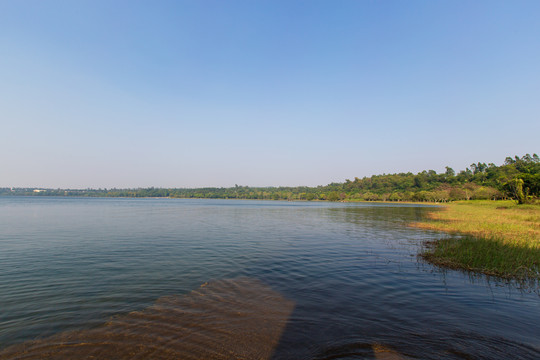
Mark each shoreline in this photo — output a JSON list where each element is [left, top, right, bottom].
[[0, 194, 446, 205], [413, 200, 540, 281]]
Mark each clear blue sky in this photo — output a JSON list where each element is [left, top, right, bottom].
[[1, 1, 539, 188]]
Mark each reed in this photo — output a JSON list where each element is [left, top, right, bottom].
[[414, 201, 540, 280]]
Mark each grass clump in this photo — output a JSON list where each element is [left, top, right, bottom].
[[414, 200, 540, 280]]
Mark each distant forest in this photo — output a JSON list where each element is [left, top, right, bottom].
[[2, 154, 539, 203]]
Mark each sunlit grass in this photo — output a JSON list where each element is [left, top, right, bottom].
[[414, 200, 540, 280]]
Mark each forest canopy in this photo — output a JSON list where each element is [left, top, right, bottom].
[[2, 154, 539, 203]]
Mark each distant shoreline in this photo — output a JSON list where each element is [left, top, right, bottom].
[[2, 153, 538, 203], [0, 193, 447, 206]]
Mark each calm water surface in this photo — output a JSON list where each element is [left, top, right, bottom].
[[0, 197, 539, 359]]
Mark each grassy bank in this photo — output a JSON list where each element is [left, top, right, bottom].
[[414, 200, 540, 280]]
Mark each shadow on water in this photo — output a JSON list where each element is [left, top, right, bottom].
[[6, 277, 535, 359], [0, 278, 294, 360], [0, 277, 413, 360]]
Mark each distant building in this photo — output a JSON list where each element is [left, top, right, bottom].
[[33, 189, 46, 193]]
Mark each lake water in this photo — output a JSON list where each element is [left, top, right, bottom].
[[0, 197, 538, 359]]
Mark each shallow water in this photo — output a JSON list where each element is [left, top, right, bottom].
[[0, 197, 538, 359]]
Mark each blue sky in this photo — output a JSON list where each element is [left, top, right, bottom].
[[1, 1, 539, 188]]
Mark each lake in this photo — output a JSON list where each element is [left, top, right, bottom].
[[0, 197, 538, 359]]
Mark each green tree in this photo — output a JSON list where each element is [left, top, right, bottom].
[[327, 192, 340, 201]]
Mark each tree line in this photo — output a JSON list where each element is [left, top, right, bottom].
[[2, 154, 538, 203]]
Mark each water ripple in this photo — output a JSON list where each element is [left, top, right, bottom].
[[1, 198, 539, 359]]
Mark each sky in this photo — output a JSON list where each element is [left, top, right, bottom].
[[1, 0, 539, 189]]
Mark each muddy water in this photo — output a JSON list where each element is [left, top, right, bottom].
[[0, 197, 539, 359]]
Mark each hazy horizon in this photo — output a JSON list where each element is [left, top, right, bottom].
[[2, 151, 537, 191], [2, 1, 539, 189]]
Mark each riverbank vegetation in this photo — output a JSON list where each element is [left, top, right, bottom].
[[415, 201, 540, 280], [1, 154, 538, 203]]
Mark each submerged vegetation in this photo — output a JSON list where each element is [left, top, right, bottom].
[[1, 154, 539, 203], [416, 201, 540, 280]]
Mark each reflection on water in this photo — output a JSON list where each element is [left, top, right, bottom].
[[0, 198, 539, 359], [0, 278, 294, 359]]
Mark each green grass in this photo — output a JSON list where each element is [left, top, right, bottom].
[[414, 200, 540, 280]]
